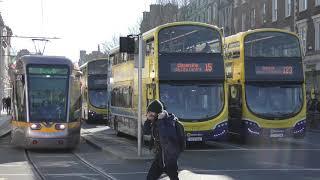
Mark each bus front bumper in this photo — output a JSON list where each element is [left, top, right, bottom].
[[185, 121, 228, 142], [243, 119, 306, 139]]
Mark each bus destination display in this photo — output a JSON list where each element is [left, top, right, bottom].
[[255, 65, 293, 75], [170, 63, 213, 73]]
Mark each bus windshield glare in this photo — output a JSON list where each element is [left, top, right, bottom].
[[244, 32, 301, 57], [27, 66, 69, 122], [158, 25, 221, 54], [160, 83, 224, 121], [246, 84, 303, 119]]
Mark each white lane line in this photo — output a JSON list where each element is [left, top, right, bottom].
[[206, 141, 247, 150], [185, 148, 320, 152], [109, 172, 148, 175], [46, 173, 100, 176], [0, 174, 33, 176], [0, 165, 26, 167], [188, 168, 320, 172], [35, 155, 72, 158]]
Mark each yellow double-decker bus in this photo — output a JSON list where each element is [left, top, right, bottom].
[[110, 22, 228, 142], [224, 29, 306, 142], [80, 59, 109, 123]]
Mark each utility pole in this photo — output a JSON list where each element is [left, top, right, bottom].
[[137, 35, 143, 157]]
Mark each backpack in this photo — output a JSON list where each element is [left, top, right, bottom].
[[175, 120, 186, 152]]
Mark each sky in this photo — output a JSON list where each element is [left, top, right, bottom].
[[0, 0, 152, 62]]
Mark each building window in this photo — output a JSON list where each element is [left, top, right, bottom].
[[272, 0, 278, 22], [297, 20, 308, 55], [316, 0, 320, 6], [285, 0, 292, 17], [262, 3, 266, 23], [250, 9, 255, 28], [234, 17, 239, 33], [242, 13, 246, 31], [312, 15, 320, 51], [207, 6, 212, 23], [213, 3, 217, 23], [299, 0, 307, 12]]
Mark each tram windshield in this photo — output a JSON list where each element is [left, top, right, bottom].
[[160, 83, 224, 122], [244, 31, 301, 58], [88, 90, 108, 108], [158, 25, 221, 54], [27, 66, 69, 122], [246, 84, 303, 119]]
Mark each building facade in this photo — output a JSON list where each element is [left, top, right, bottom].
[[78, 48, 107, 67], [0, 15, 12, 100]]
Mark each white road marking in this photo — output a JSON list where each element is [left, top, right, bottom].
[[35, 155, 72, 158], [0, 174, 33, 176], [189, 168, 320, 172], [185, 148, 320, 152], [46, 173, 101, 176], [109, 172, 148, 175]]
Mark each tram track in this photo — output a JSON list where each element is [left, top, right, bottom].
[[24, 149, 117, 180], [72, 151, 117, 180], [24, 150, 46, 180]]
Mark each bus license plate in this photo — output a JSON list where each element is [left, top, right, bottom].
[[187, 137, 202, 142], [270, 129, 284, 138]]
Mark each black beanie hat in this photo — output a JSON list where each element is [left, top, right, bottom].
[[147, 100, 163, 114]]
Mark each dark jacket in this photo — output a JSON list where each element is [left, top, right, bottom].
[[144, 111, 180, 167]]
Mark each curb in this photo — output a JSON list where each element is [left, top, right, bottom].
[[82, 135, 153, 161]]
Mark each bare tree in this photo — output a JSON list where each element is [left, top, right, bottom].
[[128, 17, 142, 35], [101, 34, 120, 54]]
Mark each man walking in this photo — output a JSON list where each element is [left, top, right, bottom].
[[144, 100, 184, 180]]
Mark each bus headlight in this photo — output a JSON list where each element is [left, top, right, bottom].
[[55, 124, 66, 130], [30, 123, 42, 130], [293, 119, 306, 134]]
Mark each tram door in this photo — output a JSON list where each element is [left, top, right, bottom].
[[228, 84, 242, 134]]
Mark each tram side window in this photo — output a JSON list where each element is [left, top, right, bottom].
[[111, 86, 132, 108]]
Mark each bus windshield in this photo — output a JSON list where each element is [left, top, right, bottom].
[[244, 32, 301, 57], [88, 90, 108, 108], [88, 60, 108, 75], [246, 84, 303, 119], [160, 83, 224, 121], [158, 25, 221, 54], [27, 66, 69, 122]]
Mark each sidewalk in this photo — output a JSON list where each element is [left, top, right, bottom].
[[81, 124, 153, 160], [0, 111, 12, 137]]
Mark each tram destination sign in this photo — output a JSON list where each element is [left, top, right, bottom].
[[28, 67, 68, 75], [255, 65, 293, 75], [170, 63, 213, 73]]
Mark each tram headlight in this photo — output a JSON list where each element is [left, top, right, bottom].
[[55, 124, 66, 130], [30, 123, 42, 130]]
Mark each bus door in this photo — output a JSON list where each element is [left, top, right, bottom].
[[228, 84, 242, 134]]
